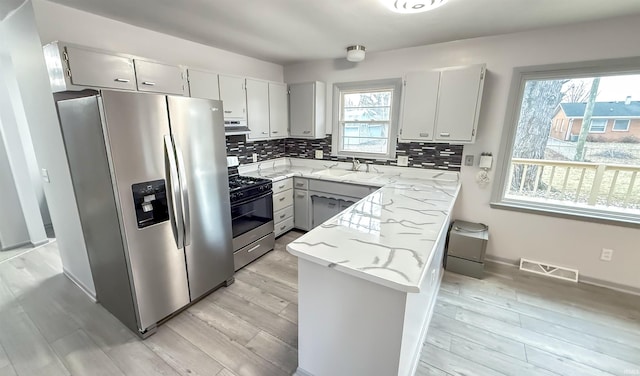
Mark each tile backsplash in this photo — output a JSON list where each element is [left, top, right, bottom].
[[226, 134, 463, 171]]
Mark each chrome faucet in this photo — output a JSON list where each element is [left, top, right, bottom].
[[351, 157, 361, 171]]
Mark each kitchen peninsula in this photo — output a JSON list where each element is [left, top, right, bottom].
[[240, 158, 460, 376]]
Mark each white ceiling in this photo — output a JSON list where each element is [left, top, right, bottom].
[[45, 0, 640, 65]]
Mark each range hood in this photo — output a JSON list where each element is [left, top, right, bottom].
[[225, 119, 250, 135]]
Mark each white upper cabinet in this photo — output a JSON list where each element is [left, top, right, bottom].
[[44, 43, 137, 92], [434, 65, 485, 143], [289, 81, 325, 139], [134, 60, 186, 95], [187, 69, 220, 100], [246, 79, 270, 141], [269, 82, 289, 139], [218, 75, 247, 119], [399, 64, 485, 144], [399, 71, 440, 142]]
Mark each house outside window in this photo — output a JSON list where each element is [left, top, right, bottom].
[[492, 58, 640, 225], [332, 79, 402, 160], [588, 119, 607, 133], [613, 119, 631, 131]]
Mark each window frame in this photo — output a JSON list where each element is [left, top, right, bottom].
[[588, 118, 607, 133], [491, 57, 640, 228], [332, 78, 402, 160], [612, 119, 631, 132]]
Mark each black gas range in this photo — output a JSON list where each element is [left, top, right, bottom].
[[227, 169, 275, 271]]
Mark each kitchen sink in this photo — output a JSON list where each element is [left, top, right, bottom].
[[312, 169, 354, 177], [349, 172, 380, 180]]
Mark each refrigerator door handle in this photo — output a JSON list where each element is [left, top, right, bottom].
[[164, 135, 185, 248], [174, 140, 191, 247]]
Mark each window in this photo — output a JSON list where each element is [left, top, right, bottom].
[[332, 79, 402, 159], [613, 119, 630, 131], [588, 119, 607, 133], [492, 58, 640, 226]]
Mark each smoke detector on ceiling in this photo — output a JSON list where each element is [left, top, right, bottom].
[[346, 45, 366, 62], [382, 0, 449, 14]]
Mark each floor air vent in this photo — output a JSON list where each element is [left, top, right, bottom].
[[519, 258, 579, 282]]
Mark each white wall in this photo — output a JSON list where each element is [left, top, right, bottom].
[[32, 0, 284, 82], [284, 15, 640, 290], [1, 1, 96, 294]]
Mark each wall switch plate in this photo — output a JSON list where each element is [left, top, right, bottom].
[[397, 155, 409, 167], [600, 248, 613, 261], [252, 153, 258, 163], [465, 155, 474, 166], [315, 150, 323, 159]]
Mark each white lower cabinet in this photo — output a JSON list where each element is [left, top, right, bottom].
[[273, 178, 294, 237], [294, 178, 311, 231]]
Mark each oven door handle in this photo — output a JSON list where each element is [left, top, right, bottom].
[[230, 191, 273, 208], [164, 135, 184, 249]]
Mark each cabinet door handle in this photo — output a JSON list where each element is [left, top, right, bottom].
[[303, 131, 311, 134], [279, 214, 286, 219], [328, 203, 336, 208], [297, 194, 305, 198], [279, 197, 286, 201], [272, 131, 279, 134], [114, 78, 130, 83], [419, 133, 430, 137], [280, 225, 287, 231], [278, 184, 285, 189], [262, 132, 268, 134], [247, 244, 261, 253], [439, 133, 450, 137], [295, 183, 304, 187], [142, 81, 156, 86], [224, 110, 232, 114]]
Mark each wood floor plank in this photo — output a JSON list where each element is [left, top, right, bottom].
[[107, 340, 180, 376], [415, 361, 450, 376], [235, 269, 298, 303], [524, 345, 615, 376], [166, 311, 286, 376], [216, 369, 238, 376], [279, 302, 298, 324], [144, 325, 224, 376], [20, 290, 82, 344], [454, 307, 639, 375], [51, 329, 124, 376], [245, 256, 297, 290], [245, 331, 298, 374], [224, 279, 289, 314], [519, 314, 640, 365], [449, 336, 558, 376], [444, 272, 518, 299], [430, 313, 527, 361], [425, 327, 452, 351], [0, 364, 17, 376], [210, 290, 298, 348], [0, 305, 69, 376], [421, 343, 506, 376], [0, 343, 10, 370], [437, 290, 521, 326], [187, 298, 260, 346], [459, 285, 640, 350]]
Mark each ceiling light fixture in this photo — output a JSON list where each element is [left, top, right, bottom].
[[346, 45, 366, 62], [382, 0, 448, 14]]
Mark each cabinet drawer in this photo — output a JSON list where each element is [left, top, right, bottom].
[[272, 178, 293, 194], [294, 189, 311, 231], [65, 46, 137, 90], [274, 206, 294, 224], [275, 217, 294, 237], [233, 233, 274, 271], [308, 179, 371, 199], [273, 190, 293, 212], [293, 177, 308, 190], [135, 60, 186, 95]]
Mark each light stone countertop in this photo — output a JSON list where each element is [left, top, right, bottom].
[[238, 158, 461, 293]]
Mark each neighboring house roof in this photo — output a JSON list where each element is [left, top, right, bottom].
[[559, 101, 640, 118]]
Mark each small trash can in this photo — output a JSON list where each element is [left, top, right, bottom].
[[445, 220, 488, 279]]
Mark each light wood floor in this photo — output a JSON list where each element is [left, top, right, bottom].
[[0, 230, 639, 376]]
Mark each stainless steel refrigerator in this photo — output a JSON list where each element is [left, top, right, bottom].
[[54, 89, 234, 337]]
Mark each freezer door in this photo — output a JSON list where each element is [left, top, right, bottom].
[[100, 90, 190, 332], [167, 96, 234, 300]]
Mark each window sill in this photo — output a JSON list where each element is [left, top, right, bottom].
[[490, 200, 640, 229]]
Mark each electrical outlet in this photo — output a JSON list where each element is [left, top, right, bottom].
[[464, 155, 474, 166], [600, 248, 614, 261], [397, 155, 409, 167], [315, 150, 323, 159], [252, 153, 258, 163]]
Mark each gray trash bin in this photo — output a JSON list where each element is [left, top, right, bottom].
[[446, 220, 488, 279]]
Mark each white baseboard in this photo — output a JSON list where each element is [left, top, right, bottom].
[[62, 268, 97, 302], [294, 368, 313, 376], [484, 256, 640, 296]]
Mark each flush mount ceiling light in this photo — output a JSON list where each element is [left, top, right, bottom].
[[346, 45, 366, 62], [382, 0, 448, 14]]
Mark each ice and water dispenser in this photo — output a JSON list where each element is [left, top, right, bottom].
[[132, 180, 170, 228]]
